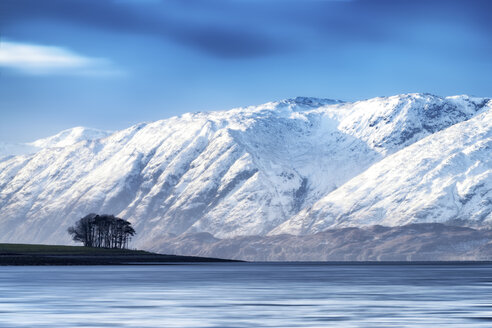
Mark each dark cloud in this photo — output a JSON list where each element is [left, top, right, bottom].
[[269, 0, 492, 44], [2, 0, 492, 58], [0, 0, 285, 58]]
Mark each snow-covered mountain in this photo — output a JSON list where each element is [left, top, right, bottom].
[[0, 142, 39, 159], [0, 127, 111, 159], [274, 108, 492, 235], [0, 93, 490, 257], [28, 126, 111, 149]]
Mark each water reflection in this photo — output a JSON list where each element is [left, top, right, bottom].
[[0, 263, 491, 327]]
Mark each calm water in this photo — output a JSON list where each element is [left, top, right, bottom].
[[1, 263, 492, 327]]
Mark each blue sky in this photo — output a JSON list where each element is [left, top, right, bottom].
[[1, 0, 491, 142]]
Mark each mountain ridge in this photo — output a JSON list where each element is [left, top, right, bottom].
[[0, 126, 111, 160], [273, 108, 492, 235], [0, 93, 490, 259]]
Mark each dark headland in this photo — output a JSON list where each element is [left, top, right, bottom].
[[0, 243, 239, 265]]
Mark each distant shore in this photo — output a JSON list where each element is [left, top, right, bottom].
[[0, 243, 238, 265]]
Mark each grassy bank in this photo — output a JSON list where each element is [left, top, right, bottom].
[[0, 243, 237, 265]]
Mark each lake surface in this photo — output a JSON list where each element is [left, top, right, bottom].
[[1, 263, 492, 327]]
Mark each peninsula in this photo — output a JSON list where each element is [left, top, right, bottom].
[[0, 243, 237, 265]]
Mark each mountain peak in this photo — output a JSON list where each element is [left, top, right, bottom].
[[29, 127, 112, 149]]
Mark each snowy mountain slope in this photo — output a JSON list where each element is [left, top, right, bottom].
[[0, 127, 111, 159], [0, 142, 38, 159], [330, 94, 489, 155], [28, 126, 111, 149], [274, 108, 492, 235], [0, 94, 489, 249]]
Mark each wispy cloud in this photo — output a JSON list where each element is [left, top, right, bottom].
[[0, 40, 123, 76]]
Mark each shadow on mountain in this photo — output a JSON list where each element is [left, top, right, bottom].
[[151, 223, 492, 261]]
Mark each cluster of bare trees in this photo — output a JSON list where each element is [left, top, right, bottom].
[[68, 214, 136, 249]]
